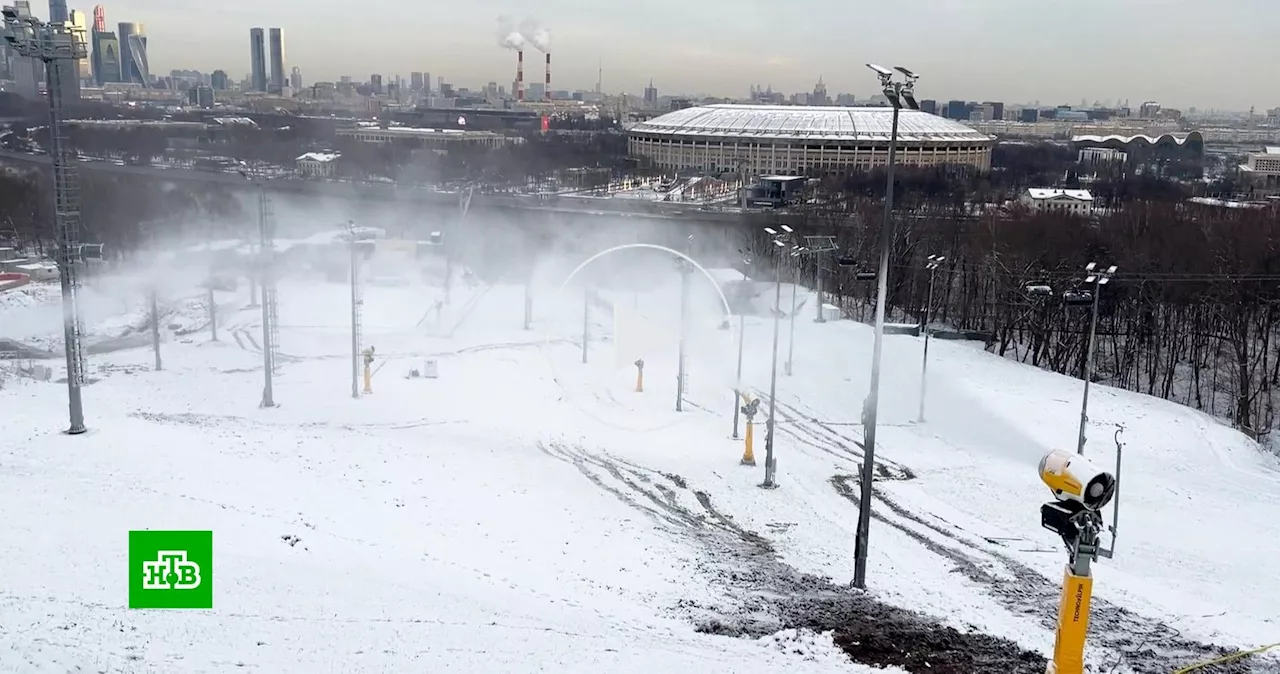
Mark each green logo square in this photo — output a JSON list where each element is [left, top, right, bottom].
[[128, 530, 213, 609]]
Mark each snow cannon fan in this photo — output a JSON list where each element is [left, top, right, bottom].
[[1039, 449, 1115, 512], [1038, 432, 1127, 674]]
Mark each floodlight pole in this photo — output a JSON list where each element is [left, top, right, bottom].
[[854, 64, 918, 590], [918, 255, 944, 423], [815, 253, 827, 323], [5, 9, 89, 434], [1077, 263, 1116, 455]]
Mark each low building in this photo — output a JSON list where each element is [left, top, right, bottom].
[[296, 152, 340, 177], [1021, 188, 1095, 216], [1078, 147, 1126, 165], [1238, 147, 1280, 194], [336, 125, 515, 149]]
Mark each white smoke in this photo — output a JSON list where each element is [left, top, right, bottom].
[[495, 15, 525, 49], [517, 16, 550, 53]]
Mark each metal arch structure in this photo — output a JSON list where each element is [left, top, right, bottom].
[[3, 7, 89, 434]]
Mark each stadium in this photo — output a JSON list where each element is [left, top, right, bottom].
[[628, 104, 994, 176]]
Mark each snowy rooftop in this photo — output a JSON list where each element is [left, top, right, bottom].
[[296, 152, 340, 163], [1071, 132, 1201, 145], [1026, 188, 1093, 201], [629, 104, 992, 143]]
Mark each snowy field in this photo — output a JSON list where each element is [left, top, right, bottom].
[[2, 252, 1279, 673]]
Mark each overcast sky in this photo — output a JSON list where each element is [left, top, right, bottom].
[[83, 0, 1275, 111]]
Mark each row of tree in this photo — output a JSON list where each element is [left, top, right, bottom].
[[756, 179, 1280, 443]]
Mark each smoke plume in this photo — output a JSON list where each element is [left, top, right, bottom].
[[495, 15, 525, 49], [517, 16, 550, 52]]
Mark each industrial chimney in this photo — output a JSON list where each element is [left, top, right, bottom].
[[516, 50, 524, 102], [544, 52, 551, 101]]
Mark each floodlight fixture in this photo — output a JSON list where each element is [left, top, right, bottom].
[[894, 66, 919, 80]]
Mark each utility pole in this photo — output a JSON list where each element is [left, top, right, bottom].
[[855, 63, 921, 590], [4, 8, 90, 434], [1078, 263, 1117, 455], [918, 254, 945, 423], [253, 179, 279, 408], [676, 234, 693, 412]]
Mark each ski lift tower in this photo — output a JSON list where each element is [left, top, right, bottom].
[[3, 7, 89, 434]]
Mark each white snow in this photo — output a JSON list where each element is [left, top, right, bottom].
[[2, 254, 1278, 673]]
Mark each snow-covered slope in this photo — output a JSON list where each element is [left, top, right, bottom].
[[2, 263, 1277, 674]]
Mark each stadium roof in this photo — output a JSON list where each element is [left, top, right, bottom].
[[629, 104, 991, 143]]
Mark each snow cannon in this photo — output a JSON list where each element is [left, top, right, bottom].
[[1038, 449, 1116, 512]]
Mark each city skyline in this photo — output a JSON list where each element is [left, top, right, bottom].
[[54, 0, 1280, 110]]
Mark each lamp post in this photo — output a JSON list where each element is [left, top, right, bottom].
[[853, 63, 921, 590], [917, 254, 945, 423], [784, 247, 801, 376], [761, 224, 795, 489], [1077, 262, 1117, 455], [4, 7, 89, 434], [731, 249, 752, 440]]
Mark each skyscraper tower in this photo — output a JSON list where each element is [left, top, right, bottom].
[[47, 0, 67, 23], [116, 22, 144, 84], [267, 28, 284, 95], [90, 5, 120, 85], [249, 28, 266, 92]]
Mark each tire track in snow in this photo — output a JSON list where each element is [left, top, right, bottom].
[[535, 440, 1048, 673], [828, 475, 1267, 674]]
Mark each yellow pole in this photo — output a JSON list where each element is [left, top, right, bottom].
[[1049, 564, 1094, 674], [363, 364, 372, 394], [741, 419, 756, 465], [635, 363, 644, 392]]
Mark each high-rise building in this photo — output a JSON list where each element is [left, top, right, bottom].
[[643, 80, 658, 107], [290, 65, 301, 91], [210, 69, 229, 90], [410, 71, 423, 92], [11, 1, 40, 99], [370, 73, 382, 94], [249, 28, 267, 92], [267, 28, 284, 95], [116, 22, 146, 84], [69, 9, 90, 81], [47, 0, 67, 23]]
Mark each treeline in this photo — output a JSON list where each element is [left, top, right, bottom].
[[761, 179, 1280, 443], [0, 167, 243, 251]]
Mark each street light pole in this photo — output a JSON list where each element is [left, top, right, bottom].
[[918, 254, 945, 423], [1077, 262, 1117, 455], [4, 8, 89, 434], [854, 63, 921, 590], [761, 225, 794, 489]]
